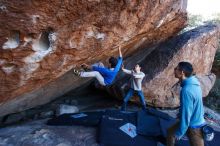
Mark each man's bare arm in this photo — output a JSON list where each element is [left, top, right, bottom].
[[118, 46, 122, 58]]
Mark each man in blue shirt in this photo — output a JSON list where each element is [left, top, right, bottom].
[[73, 46, 123, 86], [167, 62, 206, 146]]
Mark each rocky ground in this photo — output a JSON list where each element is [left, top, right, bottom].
[[0, 119, 98, 146]]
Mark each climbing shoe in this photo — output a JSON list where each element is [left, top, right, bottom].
[[73, 69, 81, 76]]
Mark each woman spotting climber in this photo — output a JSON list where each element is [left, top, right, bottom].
[[121, 64, 147, 111], [73, 46, 123, 86]]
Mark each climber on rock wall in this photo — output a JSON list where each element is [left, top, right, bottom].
[[73, 46, 123, 86], [121, 64, 147, 111]]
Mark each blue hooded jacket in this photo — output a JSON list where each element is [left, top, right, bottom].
[[92, 57, 123, 85], [175, 76, 206, 138]]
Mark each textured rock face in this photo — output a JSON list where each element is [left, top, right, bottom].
[[212, 49, 220, 77], [108, 24, 220, 108], [0, 0, 187, 116]]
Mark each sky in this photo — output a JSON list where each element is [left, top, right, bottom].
[[187, 0, 220, 19]]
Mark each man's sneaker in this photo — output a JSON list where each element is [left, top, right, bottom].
[[73, 69, 81, 76]]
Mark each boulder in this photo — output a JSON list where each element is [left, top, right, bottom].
[[107, 24, 220, 108], [196, 74, 216, 97], [0, 0, 187, 116], [56, 104, 79, 116], [211, 49, 220, 77]]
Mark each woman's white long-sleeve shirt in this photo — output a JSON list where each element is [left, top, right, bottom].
[[122, 68, 145, 91]]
